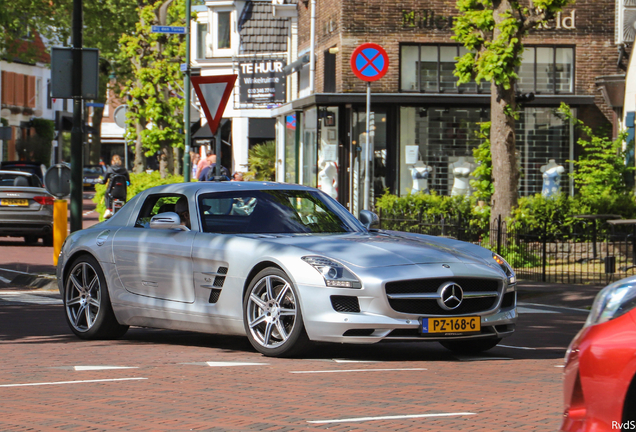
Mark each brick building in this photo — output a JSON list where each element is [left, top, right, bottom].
[[275, 0, 622, 215]]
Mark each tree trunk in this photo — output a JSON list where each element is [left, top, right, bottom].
[[173, 146, 181, 176], [159, 146, 169, 178], [490, 0, 519, 223], [90, 107, 103, 165], [133, 119, 145, 174]]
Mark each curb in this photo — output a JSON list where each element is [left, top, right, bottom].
[[0, 268, 57, 291]]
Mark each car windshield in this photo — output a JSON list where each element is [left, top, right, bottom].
[[0, 173, 40, 187], [83, 166, 103, 175], [198, 189, 365, 234]]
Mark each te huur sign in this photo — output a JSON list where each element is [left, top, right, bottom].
[[401, 9, 576, 31], [238, 60, 286, 105]]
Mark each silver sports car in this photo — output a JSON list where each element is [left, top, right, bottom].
[[56, 182, 517, 357]]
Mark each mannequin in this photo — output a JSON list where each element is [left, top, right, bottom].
[[318, 162, 338, 199], [410, 160, 434, 194], [449, 156, 474, 197], [540, 159, 565, 197]]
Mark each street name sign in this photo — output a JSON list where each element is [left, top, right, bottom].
[[151, 26, 186, 34]]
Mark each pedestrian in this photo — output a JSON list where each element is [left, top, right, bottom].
[[197, 153, 217, 181], [195, 151, 213, 180], [232, 171, 244, 181], [191, 153, 200, 181], [103, 154, 130, 218]]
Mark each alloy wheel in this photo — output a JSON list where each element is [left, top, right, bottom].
[[65, 262, 102, 332], [246, 275, 298, 349]]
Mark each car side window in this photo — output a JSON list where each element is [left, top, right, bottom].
[[134, 194, 184, 228]]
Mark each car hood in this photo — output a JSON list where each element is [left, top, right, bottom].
[[258, 232, 482, 268]]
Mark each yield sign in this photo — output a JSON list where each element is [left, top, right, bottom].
[[191, 75, 237, 135], [350, 43, 389, 82]]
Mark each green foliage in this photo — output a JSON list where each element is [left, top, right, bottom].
[[0, 118, 8, 127], [248, 141, 277, 181], [119, 0, 187, 174], [470, 122, 493, 202], [93, 171, 184, 220], [558, 103, 633, 198], [31, 118, 55, 142], [375, 191, 490, 235]]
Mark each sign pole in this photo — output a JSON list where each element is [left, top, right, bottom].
[[70, 0, 83, 232], [350, 42, 388, 213], [364, 81, 371, 211], [183, 0, 192, 182]]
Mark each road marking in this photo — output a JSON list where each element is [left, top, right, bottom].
[[498, 344, 537, 350], [206, 361, 269, 367], [307, 412, 476, 424], [517, 306, 559, 314], [454, 356, 512, 361], [518, 302, 590, 313], [290, 368, 427, 374], [555, 365, 565, 368], [0, 292, 62, 305], [74, 366, 139, 371], [0, 378, 147, 388], [83, 210, 94, 216]]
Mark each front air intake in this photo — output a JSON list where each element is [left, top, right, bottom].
[[330, 295, 360, 313]]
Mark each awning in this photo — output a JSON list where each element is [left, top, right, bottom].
[[193, 119, 230, 139], [283, 55, 309, 76]]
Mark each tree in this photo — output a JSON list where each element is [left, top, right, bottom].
[[248, 141, 277, 181], [453, 0, 572, 222], [119, 0, 186, 177]]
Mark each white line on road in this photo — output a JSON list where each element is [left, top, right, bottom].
[[555, 365, 565, 368], [205, 362, 269, 367], [307, 412, 476, 424], [518, 302, 590, 313], [290, 368, 427, 374], [0, 377, 147, 388], [74, 366, 139, 371], [498, 344, 537, 350], [83, 210, 94, 216]]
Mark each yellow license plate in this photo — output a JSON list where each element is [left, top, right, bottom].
[[422, 316, 481, 335], [1, 199, 29, 206]]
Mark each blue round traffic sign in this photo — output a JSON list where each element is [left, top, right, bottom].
[[350, 43, 389, 82]]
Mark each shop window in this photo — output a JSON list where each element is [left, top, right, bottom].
[[324, 50, 336, 93], [400, 44, 574, 94], [196, 22, 208, 59]]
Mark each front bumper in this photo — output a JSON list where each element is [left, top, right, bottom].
[[297, 262, 516, 344]]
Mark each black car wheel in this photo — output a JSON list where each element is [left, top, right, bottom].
[[243, 267, 309, 357], [440, 338, 502, 355], [64, 255, 128, 340]]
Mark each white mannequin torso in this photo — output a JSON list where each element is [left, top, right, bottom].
[[318, 162, 338, 199], [411, 161, 433, 193], [450, 157, 474, 197]]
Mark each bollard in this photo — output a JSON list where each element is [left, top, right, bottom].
[[53, 199, 68, 266]]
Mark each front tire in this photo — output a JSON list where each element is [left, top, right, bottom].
[[243, 268, 309, 357], [440, 338, 502, 355], [63, 255, 128, 339]]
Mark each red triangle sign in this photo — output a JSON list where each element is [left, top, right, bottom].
[[191, 75, 237, 135]]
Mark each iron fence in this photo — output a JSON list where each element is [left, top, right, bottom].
[[377, 210, 636, 285]]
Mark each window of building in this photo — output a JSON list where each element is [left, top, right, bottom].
[[400, 44, 574, 94], [196, 22, 208, 59], [210, 9, 233, 55], [47, 79, 52, 110]]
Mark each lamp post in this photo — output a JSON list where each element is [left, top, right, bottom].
[[70, 0, 83, 233]]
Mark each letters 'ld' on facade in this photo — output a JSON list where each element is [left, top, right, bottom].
[[273, 0, 623, 216]]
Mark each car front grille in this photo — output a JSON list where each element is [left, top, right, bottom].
[[385, 277, 501, 316], [330, 295, 361, 313]]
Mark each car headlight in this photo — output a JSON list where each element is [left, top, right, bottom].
[[585, 281, 636, 327], [301, 256, 362, 288], [493, 253, 516, 284]]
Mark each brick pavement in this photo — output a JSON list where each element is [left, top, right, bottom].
[[0, 298, 584, 432]]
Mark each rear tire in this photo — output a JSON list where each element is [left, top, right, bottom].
[[63, 255, 128, 340], [440, 338, 502, 355], [24, 235, 38, 245], [243, 267, 310, 357], [42, 233, 53, 247]]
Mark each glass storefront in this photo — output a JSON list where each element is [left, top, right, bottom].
[[317, 107, 339, 199], [300, 108, 317, 187], [284, 113, 297, 183], [398, 106, 572, 197]]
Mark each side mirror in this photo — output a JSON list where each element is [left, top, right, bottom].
[[359, 210, 379, 230], [149, 212, 190, 231]]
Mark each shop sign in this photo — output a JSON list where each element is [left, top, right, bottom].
[[401, 9, 576, 31], [238, 60, 286, 105]]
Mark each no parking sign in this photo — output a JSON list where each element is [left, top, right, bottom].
[[350, 43, 389, 82]]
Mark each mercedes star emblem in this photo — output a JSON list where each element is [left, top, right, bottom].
[[437, 282, 464, 310]]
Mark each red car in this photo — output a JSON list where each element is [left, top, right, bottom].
[[562, 278, 636, 431]]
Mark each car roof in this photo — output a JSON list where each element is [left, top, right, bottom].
[[139, 181, 317, 196], [0, 170, 33, 176]]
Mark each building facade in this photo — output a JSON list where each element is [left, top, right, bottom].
[[192, 0, 297, 174], [275, 0, 621, 215]]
